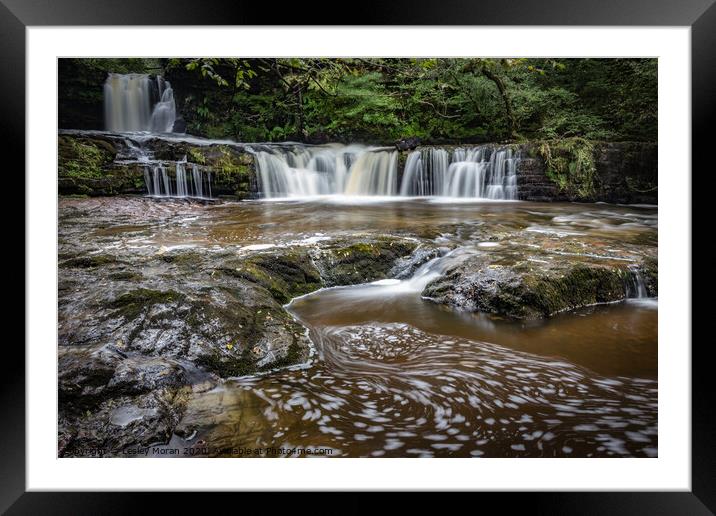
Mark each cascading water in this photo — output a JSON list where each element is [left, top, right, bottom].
[[254, 146, 397, 198], [104, 73, 177, 132], [149, 77, 177, 133], [253, 144, 519, 200], [400, 148, 449, 196], [143, 158, 213, 199], [344, 151, 398, 196], [626, 266, 649, 299], [401, 146, 518, 199]]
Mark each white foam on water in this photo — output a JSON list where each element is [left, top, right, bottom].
[[242, 244, 276, 251]]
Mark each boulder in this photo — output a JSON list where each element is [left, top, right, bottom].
[[312, 237, 419, 287], [423, 254, 656, 319], [395, 137, 422, 151]]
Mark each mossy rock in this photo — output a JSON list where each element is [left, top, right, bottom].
[[186, 144, 256, 197], [159, 252, 203, 266], [109, 271, 143, 282], [315, 238, 419, 287], [58, 136, 116, 179], [220, 250, 323, 303], [536, 138, 598, 200], [424, 256, 643, 319], [62, 254, 118, 268], [58, 138, 146, 196], [109, 288, 185, 320], [195, 332, 304, 378], [518, 264, 627, 318], [73, 276, 311, 380]]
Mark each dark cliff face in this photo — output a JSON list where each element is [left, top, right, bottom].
[[516, 142, 657, 205], [58, 60, 106, 130]]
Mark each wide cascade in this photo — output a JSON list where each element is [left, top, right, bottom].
[[104, 73, 177, 132], [254, 144, 519, 199]]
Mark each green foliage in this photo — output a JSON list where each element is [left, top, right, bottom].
[[61, 139, 110, 178], [60, 57, 657, 144], [537, 138, 597, 198]]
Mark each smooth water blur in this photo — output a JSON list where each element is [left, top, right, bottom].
[[60, 197, 657, 457], [253, 144, 518, 199]]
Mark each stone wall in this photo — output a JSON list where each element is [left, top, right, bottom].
[[516, 142, 658, 204]]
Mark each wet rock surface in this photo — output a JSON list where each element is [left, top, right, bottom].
[[423, 252, 656, 319], [58, 198, 421, 455], [58, 196, 657, 457], [312, 238, 419, 287], [58, 131, 260, 198]]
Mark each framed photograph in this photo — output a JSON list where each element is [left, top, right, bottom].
[[9, 0, 712, 511]]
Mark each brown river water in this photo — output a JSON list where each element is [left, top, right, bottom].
[[60, 197, 658, 457]]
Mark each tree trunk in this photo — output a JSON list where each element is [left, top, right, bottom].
[[481, 67, 518, 139]]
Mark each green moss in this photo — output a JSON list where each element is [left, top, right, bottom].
[[109, 288, 184, 320], [188, 147, 207, 165], [521, 264, 624, 317], [63, 254, 117, 268], [259, 337, 302, 372], [197, 335, 304, 378], [109, 271, 142, 281], [196, 347, 258, 377], [160, 253, 203, 266], [210, 146, 251, 180], [222, 263, 289, 301], [221, 252, 323, 303], [320, 238, 418, 286], [537, 138, 597, 199], [639, 256, 658, 296], [59, 137, 114, 179]]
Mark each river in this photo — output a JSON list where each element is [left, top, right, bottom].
[[58, 196, 657, 457]]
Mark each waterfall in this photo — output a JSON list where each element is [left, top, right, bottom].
[[254, 146, 396, 198], [143, 160, 212, 199], [149, 77, 177, 133], [192, 164, 204, 198], [626, 267, 649, 298], [344, 151, 397, 195], [400, 148, 449, 196], [443, 162, 489, 197], [176, 161, 188, 197], [253, 144, 518, 199], [249, 145, 519, 200], [104, 73, 177, 133], [448, 146, 517, 199]]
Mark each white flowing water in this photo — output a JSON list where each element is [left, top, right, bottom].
[[400, 148, 450, 196], [402, 146, 517, 199], [627, 266, 649, 299], [104, 73, 177, 132], [176, 160, 188, 197], [255, 145, 397, 198], [255, 144, 519, 200], [144, 159, 212, 199]]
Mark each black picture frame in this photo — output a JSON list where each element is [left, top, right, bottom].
[[5, 0, 711, 512]]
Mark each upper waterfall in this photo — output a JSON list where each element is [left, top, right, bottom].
[[254, 144, 519, 200], [104, 73, 177, 133]]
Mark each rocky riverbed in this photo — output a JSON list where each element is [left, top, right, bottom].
[[58, 196, 657, 457]]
